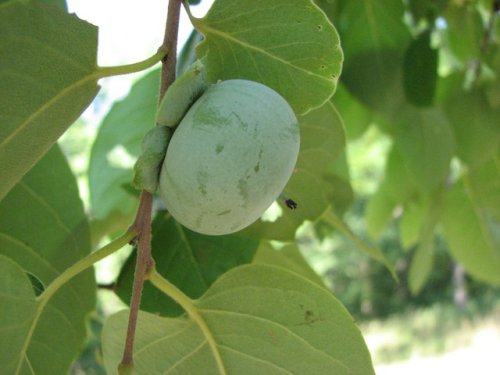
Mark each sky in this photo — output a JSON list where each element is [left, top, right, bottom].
[[66, 0, 214, 105]]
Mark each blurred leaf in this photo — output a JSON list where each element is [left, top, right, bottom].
[[408, 192, 442, 294], [194, 0, 343, 114], [465, 156, 500, 219], [0, 145, 95, 374], [103, 265, 375, 375], [365, 187, 395, 240], [333, 84, 374, 140], [400, 198, 427, 248], [395, 107, 455, 193], [384, 146, 417, 203], [89, 69, 159, 221], [0, 1, 99, 200], [243, 101, 346, 241], [441, 180, 500, 285], [442, 4, 484, 65], [403, 31, 438, 107], [337, 0, 411, 114], [253, 242, 327, 288], [444, 88, 500, 168], [407, 0, 449, 22], [116, 212, 258, 317], [408, 232, 434, 295], [324, 210, 397, 279]]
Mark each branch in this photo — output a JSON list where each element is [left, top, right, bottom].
[[119, 0, 183, 372]]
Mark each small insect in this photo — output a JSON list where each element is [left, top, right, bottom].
[[279, 193, 298, 210]]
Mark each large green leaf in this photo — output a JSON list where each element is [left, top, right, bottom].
[[253, 242, 327, 288], [194, 0, 343, 114], [336, 0, 411, 114], [116, 212, 258, 317], [103, 265, 375, 374], [0, 1, 99, 200], [0, 255, 38, 375], [444, 88, 500, 168], [441, 180, 500, 285], [0, 145, 95, 374], [243, 101, 346, 241], [395, 107, 455, 194], [89, 69, 159, 221]]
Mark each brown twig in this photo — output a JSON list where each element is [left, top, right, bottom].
[[118, 0, 183, 372]]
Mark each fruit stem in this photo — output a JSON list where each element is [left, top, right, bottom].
[[119, 0, 183, 371], [149, 269, 227, 375]]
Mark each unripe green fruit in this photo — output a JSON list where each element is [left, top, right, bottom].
[[159, 79, 299, 235]]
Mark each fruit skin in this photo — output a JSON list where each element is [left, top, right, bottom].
[[159, 79, 299, 235]]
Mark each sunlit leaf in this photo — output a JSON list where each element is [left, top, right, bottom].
[[0, 145, 95, 374], [408, 232, 434, 295], [103, 265, 375, 375], [253, 242, 327, 288], [89, 69, 159, 221], [365, 187, 395, 240], [333, 84, 374, 140], [444, 88, 500, 168], [441, 180, 500, 285], [442, 4, 483, 66], [465, 157, 500, 220], [194, 0, 343, 114], [395, 107, 455, 194], [116, 212, 258, 317], [0, 1, 99, 200]]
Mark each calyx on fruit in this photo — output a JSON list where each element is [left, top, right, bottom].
[[159, 79, 300, 235]]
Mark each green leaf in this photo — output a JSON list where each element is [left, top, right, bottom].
[[442, 4, 483, 65], [333, 84, 374, 140], [243, 101, 346, 241], [444, 88, 500, 168], [403, 31, 438, 107], [193, 0, 343, 114], [400, 198, 427, 248], [0, 145, 95, 374], [365, 187, 395, 240], [89, 69, 159, 220], [38, 0, 67, 11], [0, 1, 99, 200], [395, 107, 455, 193], [407, 193, 442, 294], [0, 255, 38, 375], [116, 212, 258, 317], [384, 146, 417, 203], [465, 157, 500, 219], [103, 265, 375, 375], [441, 180, 500, 285], [337, 0, 411, 113], [253, 242, 327, 288], [408, 232, 434, 295]]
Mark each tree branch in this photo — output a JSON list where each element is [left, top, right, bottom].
[[119, 0, 183, 372]]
